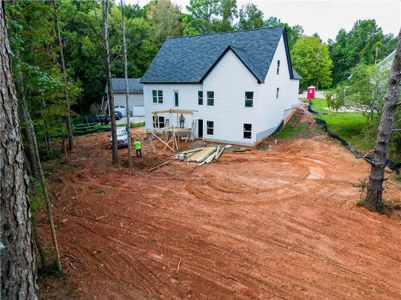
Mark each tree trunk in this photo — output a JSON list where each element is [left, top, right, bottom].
[[41, 99, 53, 157], [18, 90, 41, 179], [102, 0, 118, 165], [52, 0, 73, 151], [0, 1, 37, 298], [120, 0, 132, 167], [365, 28, 401, 211]]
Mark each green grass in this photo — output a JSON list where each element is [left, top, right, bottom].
[[276, 122, 307, 139], [310, 99, 370, 150], [98, 122, 145, 130]]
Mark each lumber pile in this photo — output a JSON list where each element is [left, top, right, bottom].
[[176, 146, 224, 165]]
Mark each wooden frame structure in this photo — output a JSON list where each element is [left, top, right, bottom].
[[151, 109, 196, 152]]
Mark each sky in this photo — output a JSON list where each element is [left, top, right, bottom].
[[127, 0, 401, 42]]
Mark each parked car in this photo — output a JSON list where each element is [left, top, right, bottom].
[[114, 105, 127, 117], [97, 114, 111, 125], [109, 127, 129, 148], [115, 111, 123, 120]]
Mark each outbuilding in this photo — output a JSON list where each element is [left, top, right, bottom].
[[105, 78, 144, 117]]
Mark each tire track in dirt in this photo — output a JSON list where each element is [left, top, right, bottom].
[[38, 131, 401, 299]]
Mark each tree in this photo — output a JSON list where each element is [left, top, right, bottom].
[[329, 20, 397, 85], [238, 3, 264, 30], [102, 0, 118, 165], [291, 36, 333, 89], [146, 0, 183, 46], [120, 0, 132, 166], [365, 28, 401, 212], [0, 1, 36, 297], [52, 0, 74, 151], [265, 17, 303, 50], [184, 0, 219, 35]]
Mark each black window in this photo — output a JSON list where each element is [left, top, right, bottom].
[[245, 91, 253, 107], [277, 60, 280, 75], [243, 123, 252, 139], [174, 91, 179, 107], [207, 121, 214, 135], [207, 91, 214, 106], [152, 90, 163, 103], [276, 87, 280, 99], [158, 90, 163, 103], [198, 91, 203, 105], [152, 116, 165, 128]]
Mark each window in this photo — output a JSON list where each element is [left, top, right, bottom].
[[174, 91, 179, 107], [152, 90, 163, 103], [276, 87, 280, 99], [245, 91, 253, 107], [243, 123, 252, 139], [158, 90, 163, 103], [152, 116, 165, 128], [276, 60, 280, 75], [207, 91, 214, 106], [198, 91, 203, 105], [207, 121, 214, 135]]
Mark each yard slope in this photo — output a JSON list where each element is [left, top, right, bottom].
[[38, 129, 401, 299]]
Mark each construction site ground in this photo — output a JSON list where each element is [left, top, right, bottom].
[[38, 124, 401, 299]]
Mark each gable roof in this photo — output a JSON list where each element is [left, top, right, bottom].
[[141, 26, 295, 84], [106, 78, 143, 94]]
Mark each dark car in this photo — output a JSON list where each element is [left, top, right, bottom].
[[115, 111, 123, 120], [97, 114, 111, 125]]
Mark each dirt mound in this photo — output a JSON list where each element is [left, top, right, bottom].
[[37, 129, 401, 299]]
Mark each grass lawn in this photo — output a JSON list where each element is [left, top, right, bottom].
[[276, 122, 307, 139], [310, 99, 371, 151]]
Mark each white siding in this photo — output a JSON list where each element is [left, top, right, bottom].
[[255, 36, 299, 141], [143, 35, 300, 146], [114, 94, 144, 116]]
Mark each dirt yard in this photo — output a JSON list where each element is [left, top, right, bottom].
[[38, 127, 401, 299]]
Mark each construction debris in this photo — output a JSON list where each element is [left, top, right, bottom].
[[176, 146, 224, 164]]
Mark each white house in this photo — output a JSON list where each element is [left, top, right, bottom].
[[140, 27, 301, 146], [106, 78, 144, 117]]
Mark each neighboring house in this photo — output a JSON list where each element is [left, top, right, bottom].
[[141, 26, 300, 146], [105, 78, 144, 117], [378, 50, 395, 70]]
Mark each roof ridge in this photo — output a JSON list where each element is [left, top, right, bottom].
[[167, 26, 285, 41]]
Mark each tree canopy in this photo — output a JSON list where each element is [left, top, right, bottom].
[[291, 36, 333, 89]]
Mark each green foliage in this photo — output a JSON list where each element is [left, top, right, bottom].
[[238, 3, 264, 30], [291, 36, 333, 89], [328, 19, 397, 85], [265, 17, 303, 50], [311, 99, 370, 150]]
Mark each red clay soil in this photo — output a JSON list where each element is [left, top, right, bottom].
[[38, 129, 401, 299]]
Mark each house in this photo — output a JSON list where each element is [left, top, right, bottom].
[[140, 26, 300, 146], [378, 50, 395, 70], [105, 78, 144, 117]]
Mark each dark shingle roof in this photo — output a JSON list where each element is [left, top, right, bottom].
[[106, 78, 143, 94], [141, 27, 295, 84]]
